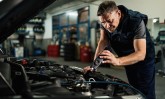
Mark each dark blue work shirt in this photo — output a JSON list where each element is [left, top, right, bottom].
[[101, 5, 155, 64], [101, 5, 156, 99]]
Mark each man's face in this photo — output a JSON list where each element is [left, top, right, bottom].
[[99, 10, 121, 33]]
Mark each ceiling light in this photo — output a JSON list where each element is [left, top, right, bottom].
[[0, 0, 3, 2], [67, 11, 78, 16], [153, 18, 159, 23]]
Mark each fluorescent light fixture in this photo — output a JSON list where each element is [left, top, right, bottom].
[[94, 96, 111, 98], [66, 11, 78, 16], [153, 18, 159, 23]]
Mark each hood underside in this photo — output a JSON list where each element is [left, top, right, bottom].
[[0, 0, 56, 43]]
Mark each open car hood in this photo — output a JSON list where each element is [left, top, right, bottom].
[[0, 0, 56, 43]]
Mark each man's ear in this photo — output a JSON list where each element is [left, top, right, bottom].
[[117, 10, 121, 17]]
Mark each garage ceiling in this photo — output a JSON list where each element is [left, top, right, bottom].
[[45, 0, 98, 11]]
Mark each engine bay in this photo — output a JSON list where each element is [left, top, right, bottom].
[[0, 57, 145, 99]]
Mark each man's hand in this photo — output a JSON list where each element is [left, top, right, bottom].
[[99, 50, 120, 66], [83, 66, 93, 74]]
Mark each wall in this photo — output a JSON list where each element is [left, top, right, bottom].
[[92, 0, 165, 39], [45, 0, 165, 34], [43, 13, 52, 39], [89, 4, 99, 51], [89, 4, 98, 21], [93, 0, 165, 23], [44, 0, 165, 50], [44, 1, 100, 50]]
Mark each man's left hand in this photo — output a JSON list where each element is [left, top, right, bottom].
[[99, 50, 120, 66]]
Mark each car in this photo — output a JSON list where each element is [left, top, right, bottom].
[[0, 0, 145, 99], [154, 31, 165, 76]]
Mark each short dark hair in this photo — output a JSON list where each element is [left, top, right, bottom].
[[97, 1, 118, 16]]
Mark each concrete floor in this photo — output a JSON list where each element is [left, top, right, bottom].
[[41, 57, 165, 99]]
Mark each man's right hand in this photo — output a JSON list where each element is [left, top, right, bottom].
[[83, 66, 92, 74]]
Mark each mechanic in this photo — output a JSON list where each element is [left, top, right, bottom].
[[83, 1, 155, 99]]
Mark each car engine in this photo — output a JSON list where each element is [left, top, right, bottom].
[[0, 57, 146, 99]]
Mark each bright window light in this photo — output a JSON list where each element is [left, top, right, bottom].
[[0, 0, 3, 2]]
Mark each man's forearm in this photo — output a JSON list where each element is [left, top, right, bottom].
[[115, 39, 146, 66], [118, 51, 145, 66], [94, 41, 108, 60]]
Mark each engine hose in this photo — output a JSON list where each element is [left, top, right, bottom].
[[83, 81, 147, 99]]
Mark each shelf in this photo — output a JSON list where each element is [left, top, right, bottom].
[[28, 17, 44, 24]]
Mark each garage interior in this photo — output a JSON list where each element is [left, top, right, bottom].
[[0, 0, 165, 99]]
